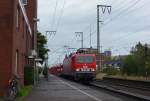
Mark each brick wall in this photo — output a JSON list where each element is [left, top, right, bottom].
[[0, 0, 34, 96], [0, 0, 14, 96]]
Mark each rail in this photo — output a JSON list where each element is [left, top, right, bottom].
[[91, 77, 150, 101]]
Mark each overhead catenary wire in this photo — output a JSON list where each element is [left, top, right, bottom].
[[47, 0, 66, 44], [104, 31, 150, 55], [55, 0, 66, 32], [99, 0, 150, 47], [109, 37, 150, 56], [77, 0, 140, 47], [81, 0, 134, 34], [102, 0, 142, 28], [51, 0, 59, 30], [48, 0, 150, 65], [105, 24, 150, 46], [83, 0, 149, 47], [65, 0, 135, 49], [102, 0, 137, 21], [49, 47, 63, 56]]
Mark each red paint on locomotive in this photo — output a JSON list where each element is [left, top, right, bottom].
[[63, 53, 96, 81]]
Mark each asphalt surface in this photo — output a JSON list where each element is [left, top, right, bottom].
[[23, 75, 139, 101]]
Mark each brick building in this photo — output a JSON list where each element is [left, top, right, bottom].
[[0, 0, 37, 96]]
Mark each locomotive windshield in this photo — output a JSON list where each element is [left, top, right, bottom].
[[76, 56, 94, 63]]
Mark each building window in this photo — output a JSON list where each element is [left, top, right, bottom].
[[15, 50, 19, 74], [16, 8, 19, 29], [16, 6, 20, 30], [22, 0, 28, 5]]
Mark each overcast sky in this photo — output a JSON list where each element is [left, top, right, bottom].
[[38, 0, 150, 65]]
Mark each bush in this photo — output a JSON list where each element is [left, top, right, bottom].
[[24, 65, 34, 85], [17, 86, 32, 97], [103, 66, 120, 75]]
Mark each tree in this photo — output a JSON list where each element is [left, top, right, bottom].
[[122, 42, 150, 76], [37, 32, 49, 63], [122, 55, 137, 76]]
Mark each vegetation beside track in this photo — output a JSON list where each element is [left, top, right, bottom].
[[16, 85, 33, 101], [96, 71, 150, 81], [96, 42, 150, 81]]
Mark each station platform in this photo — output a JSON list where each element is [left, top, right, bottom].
[[23, 75, 137, 101]]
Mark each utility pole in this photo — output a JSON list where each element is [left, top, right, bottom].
[[45, 31, 56, 54], [100, 45, 103, 68], [64, 45, 70, 55], [43, 31, 56, 80], [90, 25, 92, 48], [75, 32, 84, 48], [46, 31, 56, 38], [97, 5, 111, 71], [144, 43, 148, 80], [45, 30, 56, 55]]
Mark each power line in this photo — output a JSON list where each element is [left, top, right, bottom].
[[51, 0, 58, 30], [78, 1, 137, 47], [103, 0, 150, 30], [55, 0, 66, 32], [64, 0, 128, 49], [103, 0, 142, 28], [105, 24, 150, 46], [103, 0, 135, 21], [49, 47, 63, 56], [75, 32, 84, 48], [49, 0, 150, 66], [83, 0, 149, 47], [82, 0, 134, 34]]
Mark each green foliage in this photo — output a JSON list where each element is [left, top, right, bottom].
[[122, 42, 150, 76], [17, 86, 32, 97], [37, 32, 49, 63], [121, 55, 138, 75], [24, 65, 34, 85], [103, 66, 120, 75]]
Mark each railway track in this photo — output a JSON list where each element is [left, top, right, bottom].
[[90, 77, 150, 101]]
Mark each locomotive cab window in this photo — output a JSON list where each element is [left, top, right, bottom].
[[76, 56, 94, 63]]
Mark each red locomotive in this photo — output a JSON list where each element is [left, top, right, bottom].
[[62, 51, 96, 82]]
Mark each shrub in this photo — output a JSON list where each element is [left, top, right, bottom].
[[103, 66, 120, 75]]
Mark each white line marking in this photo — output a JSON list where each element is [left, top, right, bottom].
[[59, 79, 102, 101]]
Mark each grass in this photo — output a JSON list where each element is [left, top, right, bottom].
[[96, 70, 150, 81], [106, 75, 150, 81], [0, 97, 3, 101], [96, 73, 107, 80], [0, 86, 33, 101], [16, 85, 33, 100]]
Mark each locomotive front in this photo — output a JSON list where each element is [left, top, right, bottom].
[[73, 54, 96, 81]]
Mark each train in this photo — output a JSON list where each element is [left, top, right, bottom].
[[62, 51, 96, 82], [49, 64, 63, 76]]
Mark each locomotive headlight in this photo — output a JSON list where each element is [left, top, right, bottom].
[[76, 68, 80, 72], [91, 68, 95, 72]]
